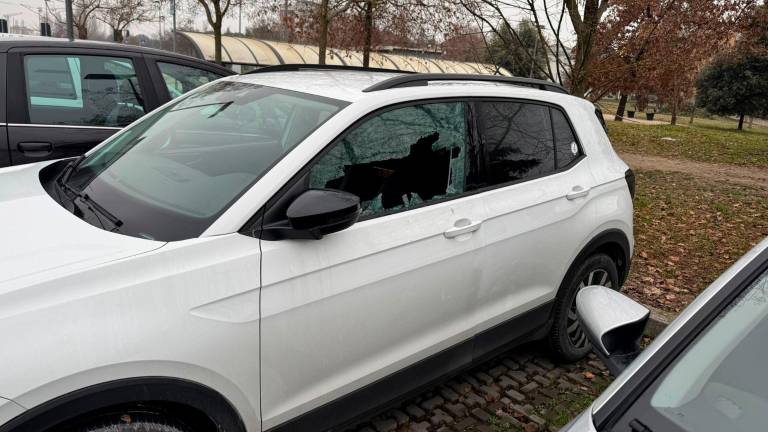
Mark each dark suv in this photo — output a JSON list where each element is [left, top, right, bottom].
[[0, 37, 233, 167]]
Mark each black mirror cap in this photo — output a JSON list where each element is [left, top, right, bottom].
[[286, 189, 361, 239]]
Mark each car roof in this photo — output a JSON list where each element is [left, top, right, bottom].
[[0, 35, 231, 73], [231, 69, 572, 103]]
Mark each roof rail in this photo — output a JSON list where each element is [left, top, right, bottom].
[[245, 64, 415, 75], [362, 73, 568, 94]]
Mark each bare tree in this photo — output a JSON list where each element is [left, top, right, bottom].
[[318, 0, 352, 64], [96, 0, 153, 42], [196, 0, 233, 64], [46, 0, 102, 39]]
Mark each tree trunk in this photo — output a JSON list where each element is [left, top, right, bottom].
[[671, 97, 678, 125], [689, 105, 695, 124], [214, 22, 223, 65], [362, 0, 373, 68], [738, 112, 745, 130], [77, 25, 88, 40], [615, 94, 628, 122], [318, 0, 329, 65]]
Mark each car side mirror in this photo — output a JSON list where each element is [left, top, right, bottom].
[[576, 286, 649, 376], [260, 188, 360, 240]]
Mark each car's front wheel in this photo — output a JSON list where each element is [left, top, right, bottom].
[[548, 253, 619, 362]]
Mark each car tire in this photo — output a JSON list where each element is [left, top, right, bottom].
[[548, 253, 619, 363], [73, 412, 192, 432]]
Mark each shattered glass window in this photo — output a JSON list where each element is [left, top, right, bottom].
[[309, 102, 467, 217]]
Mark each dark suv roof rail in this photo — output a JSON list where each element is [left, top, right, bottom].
[[246, 64, 415, 75], [362, 73, 568, 94]]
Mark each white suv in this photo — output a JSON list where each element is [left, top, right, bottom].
[[0, 66, 634, 432]]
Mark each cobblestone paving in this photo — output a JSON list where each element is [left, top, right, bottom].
[[352, 343, 612, 432]]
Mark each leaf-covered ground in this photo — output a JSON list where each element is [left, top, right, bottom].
[[623, 170, 768, 313], [607, 121, 768, 168]]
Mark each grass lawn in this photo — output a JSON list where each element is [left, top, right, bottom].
[[623, 170, 768, 313], [607, 121, 768, 168]]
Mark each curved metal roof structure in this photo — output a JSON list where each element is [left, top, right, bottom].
[[178, 31, 511, 75]]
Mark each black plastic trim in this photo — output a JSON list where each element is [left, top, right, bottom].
[[593, 246, 768, 430], [363, 73, 568, 94], [0, 377, 247, 432], [559, 229, 632, 294], [266, 301, 553, 432]]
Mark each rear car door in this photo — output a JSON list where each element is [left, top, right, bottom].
[[144, 55, 230, 101], [6, 47, 158, 166], [0, 52, 9, 168], [257, 100, 486, 430], [469, 99, 596, 344]]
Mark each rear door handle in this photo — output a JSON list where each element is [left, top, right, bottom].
[[444, 218, 483, 239], [566, 185, 591, 200], [18, 141, 53, 157]]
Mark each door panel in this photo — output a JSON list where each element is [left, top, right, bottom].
[[7, 125, 117, 166], [0, 127, 9, 168], [260, 198, 485, 428]]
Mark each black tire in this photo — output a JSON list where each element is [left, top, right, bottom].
[[548, 253, 619, 362], [72, 412, 193, 432]]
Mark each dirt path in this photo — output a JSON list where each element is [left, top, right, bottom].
[[619, 152, 768, 191]]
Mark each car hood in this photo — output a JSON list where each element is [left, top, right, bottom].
[[0, 162, 165, 289]]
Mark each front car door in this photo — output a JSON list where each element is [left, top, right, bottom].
[[0, 52, 9, 168], [469, 100, 596, 349], [257, 100, 486, 430], [6, 47, 157, 166], [144, 55, 230, 101]]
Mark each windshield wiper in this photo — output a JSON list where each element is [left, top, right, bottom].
[[56, 163, 123, 229]]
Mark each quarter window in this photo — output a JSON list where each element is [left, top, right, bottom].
[[551, 108, 581, 168], [158, 62, 224, 99], [24, 54, 146, 127], [477, 101, 554, 185], [309, 102, 468, 218]]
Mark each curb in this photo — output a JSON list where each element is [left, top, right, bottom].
[[644, 306, 675, 338]]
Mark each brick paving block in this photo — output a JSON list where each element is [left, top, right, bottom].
[[480, 385, 500, 401], [588, 359, 607, 371], [462, 374, 481, 390], [497, 375, 519, 390], [533, 375, 552, 387], [527, 413, 547, 428], [372, 418, 398, 432], [440, 386, 460, 403], [545, 369, 562, 381], [389, 409, 409, 426], [453, 417, 478, 430], [462, 392, 487, 408], [557, 378, 575, 392], [448, 380, 471, 395], [470, 407, 492, 422], [566, 372, 591, 387], [405, 404, 426, 420], [520, 382, 539, 394], [523, 422, 539, 432], [540, 388, 559, 399], [508, 370, 528, 384], [497, 411, 526, 430], [429, 408, 454, 426], [474, 372, 494, 386], [505, 388, 526, 402], [524, 364, 547, 376], [488, 365, 507, 378], [444, 402, 468, 419], [534, 358, 555, 370], [408, 421, 431, 432], [502, 358, 520, 370], [436, 427, 455, 432], [420, 396, 445, 411]]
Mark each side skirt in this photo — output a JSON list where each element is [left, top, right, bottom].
[[267, 301, 554, 432]]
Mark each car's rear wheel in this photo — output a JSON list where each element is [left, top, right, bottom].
[[548, 253, 619, 362], [71, 412, 193, 432]]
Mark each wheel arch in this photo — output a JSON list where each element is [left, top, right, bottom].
[[557, 228, 632, 300], [0, 377, 248, 432]]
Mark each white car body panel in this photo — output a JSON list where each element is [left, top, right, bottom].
[[0, 70, 633, 432]]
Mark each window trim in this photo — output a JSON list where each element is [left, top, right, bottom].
[[243, 96, 586, 237], [144, 55, 229, 102]]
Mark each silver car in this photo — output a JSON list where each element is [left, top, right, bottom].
[[566, 236, 768, 432]]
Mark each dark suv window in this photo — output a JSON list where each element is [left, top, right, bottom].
[[24, 54, 146, 127], [477, 101, 554, 185], [476, 101, 582, 186], [309, 102, 468, 218]]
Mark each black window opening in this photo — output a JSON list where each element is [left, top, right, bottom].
[[475, 101, 582, 188]]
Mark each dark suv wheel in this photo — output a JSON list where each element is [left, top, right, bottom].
[[548, 253, 619, 362]]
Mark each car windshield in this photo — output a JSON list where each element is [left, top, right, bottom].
[[647, 269, 768, 431], [60, 80, 348, 241]]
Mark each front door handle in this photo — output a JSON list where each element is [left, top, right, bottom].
[[444, 218, 483, 239], [17, 141, 53, 158], [566, 185, 591, 200]]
